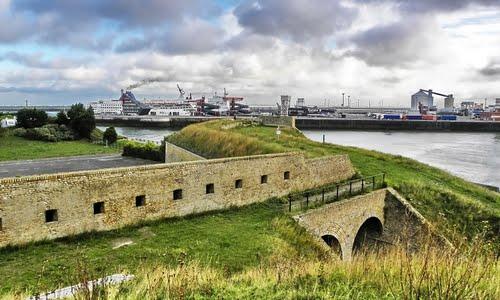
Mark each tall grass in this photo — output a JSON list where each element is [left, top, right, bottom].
[[60, 237, 498, 300]]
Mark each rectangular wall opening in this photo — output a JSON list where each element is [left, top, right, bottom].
[[261, 175, 268, 184], [0, 218, 2, 231], [93, 202, 105, 215], [235, 179, 243, 189], [135, 195, 146, 207], [45, 209, 58, 223], [206, 183, 215, 194], [173, 189, 183, 200], [284, 171, 290, 180]]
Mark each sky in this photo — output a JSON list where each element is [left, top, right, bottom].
[[0, 0, 499, 107]]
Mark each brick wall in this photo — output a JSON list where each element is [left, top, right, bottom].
[[0, 152, 355, 247]]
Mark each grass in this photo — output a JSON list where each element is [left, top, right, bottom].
[[167, 120, 500, 247], [0, 130, 120, 162], [0, 201, 325, 295]]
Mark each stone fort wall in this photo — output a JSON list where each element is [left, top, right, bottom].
[[0, 152, 355, 247]]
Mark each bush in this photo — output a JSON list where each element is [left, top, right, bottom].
[[16, 108, 48, 129], [103, 127, 118, 144], [15, 124, 76, 142], [67, 103, 96, 139], [122, 140, 165, 162], [56, 111, 70, 125], [0, 127, 6, 137]]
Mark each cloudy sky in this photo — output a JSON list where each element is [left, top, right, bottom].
[[0, 0, 499, 107]]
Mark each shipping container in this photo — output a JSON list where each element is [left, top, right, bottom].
[[438, 115, 457, 121], [382, 114, 401, 120], [422, 115, 437, 121]]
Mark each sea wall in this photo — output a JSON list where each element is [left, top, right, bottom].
[[0, 152, 355, 247], [295, 118, 500, 132]]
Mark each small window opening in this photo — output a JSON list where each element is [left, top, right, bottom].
[[136, 195, 146, 207], [173, 189, 183, 200], [206, 183, 215, 194], [235, 179, 243, 189], [0, 218, 3, 231], [261, 175, 268, 184], [45, 209, 58, 223], [93, 202, 105, 215], [284, 171, 290, 180]]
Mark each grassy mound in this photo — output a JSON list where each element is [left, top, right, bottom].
[[167, 120, 500, 246]]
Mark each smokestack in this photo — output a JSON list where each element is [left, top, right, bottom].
[[121, 89, 124, 95]]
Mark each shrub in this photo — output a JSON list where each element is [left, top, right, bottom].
[[122, 140, 165, 162], [103, 127, 118, 144], [16, 124, 76, 142], [55, 111, 70, 125], [16, 108, 48, 128], [67, 103, 96, 139]]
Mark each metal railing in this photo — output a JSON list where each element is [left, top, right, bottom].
[[287, 173, 386, 212]]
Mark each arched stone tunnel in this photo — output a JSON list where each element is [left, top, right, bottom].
[[293, 188, 444, 260]]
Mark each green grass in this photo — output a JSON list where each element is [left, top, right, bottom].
[[0, 201, 324, 294], [0, 131, 119, 162], [167, 120, 500, 246]]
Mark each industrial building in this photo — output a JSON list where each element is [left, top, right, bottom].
[[411, 90, 433, 109], [278, 95, 291, 116]]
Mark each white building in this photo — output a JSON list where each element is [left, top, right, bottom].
[[1, 117, 17, 128], [89, 100, 123, 115]]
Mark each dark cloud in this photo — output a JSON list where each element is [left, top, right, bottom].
[[479, 59, 500, 77], [341, 17, 436, 67], [360, 0, 500, 13], [234, 0, 357, 42], [12, 0, 216, 27], [115, 19, 223, 54]]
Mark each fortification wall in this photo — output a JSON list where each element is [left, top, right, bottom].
[[165, 141, 206, 163], [0, 152, 355, 247], [259, 116, 296, 128]]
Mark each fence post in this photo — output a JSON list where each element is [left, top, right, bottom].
[[372, 176, 376, 190], [349, 181, 352, 195], [288, 195, 292, 212], [382, 173, 386, 185], [336, 184, 339, 200], [361, 179, 364, 192], [322, 189, 325, 204]]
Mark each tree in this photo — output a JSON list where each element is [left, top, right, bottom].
[[55, 111, 70, 125], [16, 108, 48, 129], [67, 103, 96, 139], [103, 127, 118, 144]]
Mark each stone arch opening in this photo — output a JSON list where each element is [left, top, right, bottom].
[[352, 217, 383, 255], [321, 234, 342, 258]]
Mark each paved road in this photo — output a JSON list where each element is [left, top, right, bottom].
[[0, 154, 158, 178]]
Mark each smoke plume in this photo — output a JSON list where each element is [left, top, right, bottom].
[[126, 77, 165, 90]]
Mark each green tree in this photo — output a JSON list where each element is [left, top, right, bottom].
[[55, 111, 70, 125], [16, 109, 48, 129], [67, 103, 96, 139], [103, 127, 118, 144]]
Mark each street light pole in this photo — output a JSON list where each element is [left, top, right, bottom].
[[342, 93, 345, 107]]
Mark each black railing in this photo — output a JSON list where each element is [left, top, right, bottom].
[[287, 173, 386, 212]]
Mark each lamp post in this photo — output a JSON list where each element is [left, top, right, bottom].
[[342, 93, 345, 107]]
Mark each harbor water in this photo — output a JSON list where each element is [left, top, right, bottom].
[[101, 126, 499, 188], [303, 130, 500, 188]]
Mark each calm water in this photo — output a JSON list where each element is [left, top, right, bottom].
[[97, 126, 176, 143], [100, 126, 499, 187], [303, 130, 500, 188]]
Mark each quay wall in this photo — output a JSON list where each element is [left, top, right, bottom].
[[296, 118, 500, 132], [0, 153, 355, 247]]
